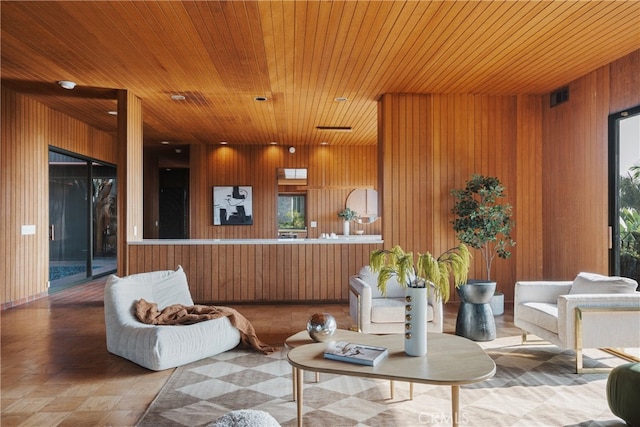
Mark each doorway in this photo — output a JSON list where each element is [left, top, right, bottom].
[[159, 168, 189, 239], [49, 149, 117, 291], [609, 105, 640, 283]]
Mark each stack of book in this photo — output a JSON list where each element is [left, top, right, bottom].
[[323, 341, 389, 366]]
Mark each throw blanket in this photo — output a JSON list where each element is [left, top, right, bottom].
[[134, 299, 275, 354]]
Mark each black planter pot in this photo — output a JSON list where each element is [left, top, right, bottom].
[[455, 280, 496, 342]]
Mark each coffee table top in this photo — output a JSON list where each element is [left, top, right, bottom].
[[287, 329, 496, 385]]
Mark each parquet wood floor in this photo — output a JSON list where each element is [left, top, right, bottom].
[[1, 277, 515, 426]]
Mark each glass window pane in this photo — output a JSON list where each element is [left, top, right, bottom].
[[278, 194, 306, 230]]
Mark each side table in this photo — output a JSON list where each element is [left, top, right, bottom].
[[455, 281, 497, 341]]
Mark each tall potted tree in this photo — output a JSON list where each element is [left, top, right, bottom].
[[450, 174, 515, 341]]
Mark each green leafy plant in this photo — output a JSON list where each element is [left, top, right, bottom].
[[338, 208, 358, 221], [279, 210, 305, 229], [369, 244, 470, 303], [451, 174, 515, 281]]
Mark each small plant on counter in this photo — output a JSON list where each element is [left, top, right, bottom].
[[337, 208, 358, 221]]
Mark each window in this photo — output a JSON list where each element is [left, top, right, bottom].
[[609, 105, 640, 282], [278, 194, 306, 231]]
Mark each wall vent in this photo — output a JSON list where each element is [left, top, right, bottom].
[[550, 87, 569, 107]]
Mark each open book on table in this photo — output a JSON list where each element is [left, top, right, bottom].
[[323, 341, 389, 366]]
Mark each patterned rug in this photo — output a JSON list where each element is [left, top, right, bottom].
[[137, 335, 629, 427]]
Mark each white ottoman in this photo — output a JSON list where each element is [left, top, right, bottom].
[[208, 410, 280, 427]]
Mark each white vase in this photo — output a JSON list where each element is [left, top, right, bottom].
[[404, 286, 427, 356], [343, 220, 350, 236]]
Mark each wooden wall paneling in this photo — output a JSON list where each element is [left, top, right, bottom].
[[513, 95, 544, 296], [380, 93, 522, 301], [125, 242, 382, 303], [542, 66, 613, 280], [609, 50, 640, 114], [1, 87, 118, 307]]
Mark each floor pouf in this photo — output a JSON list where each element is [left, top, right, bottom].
[[607, 362, 640, 427], [208, 410, 280, 427]]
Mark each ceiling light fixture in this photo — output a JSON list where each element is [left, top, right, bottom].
[[316, 126, 352, 132], [175, 148, 182, 154], [107, 110, 118, 116], [220, 141, 228, 145], [170, 94, 186, 101], [288, 146, 296, 153], [270, 141, 278, 145], [58, 80, 76, 90], [320, 141, 329, 145], [254, 96, 268, 102], [334, 97, 348, 102], [161, 141, 170, 145]]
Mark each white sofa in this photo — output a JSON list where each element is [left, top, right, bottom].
[[104, 266, 241, 371], [514, 272, 640, 373], [349, 266, 443, 334]]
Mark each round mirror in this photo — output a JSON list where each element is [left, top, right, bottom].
[[346, 188, 379, 224]]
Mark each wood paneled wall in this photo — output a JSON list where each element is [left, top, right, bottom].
[[186, 144, 381, 239], [3, 49, 639, 308], [379, 94, 531, 303], [128, 242, 380, 303], [541, 50, 640, 279], [117, 90, 144, 274], [1, 87, 117, 308]]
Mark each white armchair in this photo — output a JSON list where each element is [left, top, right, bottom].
[[349, 266, 443, 334], [514, 272, 640, 373]]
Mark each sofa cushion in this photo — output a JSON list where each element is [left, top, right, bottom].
[[371, 298, 434, 324], [569, 272, 638, 295], [517, 302, 559, 334]]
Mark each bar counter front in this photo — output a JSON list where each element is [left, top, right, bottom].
[[127, 236, 383, 304]]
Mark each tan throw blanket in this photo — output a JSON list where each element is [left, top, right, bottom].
[[134, 299, 275, 354]]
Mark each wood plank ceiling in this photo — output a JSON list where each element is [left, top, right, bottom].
[[1, 1, 639, 147]]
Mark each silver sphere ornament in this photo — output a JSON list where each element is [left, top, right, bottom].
[[306, 313, 337, 342]]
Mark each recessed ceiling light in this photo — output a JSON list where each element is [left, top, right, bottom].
[[161, 141, 170, 145], [270, 141, 278, 145], [220, 141, 228, 145], [58, 80, 76, 90], [288, 146, 296, 154], [320, 141, 329, 145], [107, 110, 118, 116], [254, 96, 268, 102], [175, 148, 182, 154], [334, 97, 348, 102], [170, 94, 186, 101]]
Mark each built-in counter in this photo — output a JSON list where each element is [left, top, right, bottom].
[[127, 236, 384, 304], [130, 235, 383, 245]]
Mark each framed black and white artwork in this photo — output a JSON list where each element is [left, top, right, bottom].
[[212, 186, 253, 225]]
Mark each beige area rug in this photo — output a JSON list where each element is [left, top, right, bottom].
[[137, 335, 630, 427]]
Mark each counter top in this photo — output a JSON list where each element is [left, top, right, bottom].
[[129, 235, 383, 245]]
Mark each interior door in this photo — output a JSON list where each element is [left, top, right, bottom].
[[609, 105, 640, 283]]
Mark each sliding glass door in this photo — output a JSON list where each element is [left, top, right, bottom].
[[609, 105, 640, 283], [49, 149, 116, 291]]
